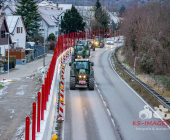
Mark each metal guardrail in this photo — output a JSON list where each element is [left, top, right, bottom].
[[113, 46, 170, 111]]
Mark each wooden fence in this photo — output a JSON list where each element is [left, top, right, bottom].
[[5, 49, 25, 60]]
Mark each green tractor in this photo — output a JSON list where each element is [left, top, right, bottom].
[[92, 36, 104, 48], [69, 59, 94, 90], [71, 42, 90, 61]]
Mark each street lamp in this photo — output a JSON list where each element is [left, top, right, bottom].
[[5, 32, 10, 80], [42, 22, 46, 67]]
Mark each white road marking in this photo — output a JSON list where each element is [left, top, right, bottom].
[[95, 84, 98, 87], [100, 94, 103, 100], [103, 101, 107, 106], [111, 119, 115, 126], [97, 88, 100, 93], [107, 108, 111, 116]]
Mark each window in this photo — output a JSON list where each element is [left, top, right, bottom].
[[61, 16, 62, 20], [21, 27, 23, 33], [1, 30, 5, 38], [55, 31, 58, 35], [17, 27, 20, 33]]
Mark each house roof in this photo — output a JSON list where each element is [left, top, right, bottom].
[[2, 5, 16, 14], [38, 7, 64, 26], [58, 4, 72, 10], [6, 15, 27, 35], [0, 15, 12, 44], [0, 16, 4, 30], [6, 16, 19, 34]]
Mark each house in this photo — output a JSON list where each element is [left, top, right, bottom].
[[38, 6, 64, 40], [2, 4, 66, 40], [1, 0, 16, 7], [37, 1, 73, 11], [6, 15, 27, 49], [2, 5, 16, 15], [0, 15, 12, 56]]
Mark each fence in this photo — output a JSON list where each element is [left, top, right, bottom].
[[24, 29, 121, 140], [26, 46, 47, 62], [5, 49, 25, 59]]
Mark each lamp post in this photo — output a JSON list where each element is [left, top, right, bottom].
[[42, 22, 46, 67], [5, 32, 10, 80]]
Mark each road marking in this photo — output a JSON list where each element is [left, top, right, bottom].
[[111, 119, 115, 126], [97, 88, 100, 93], [103, 101, 107, 106], [95, 84, 98, 87], [99, 94, 103, 100], [109, 50, 170, 129], [107, 108, 111, 116]]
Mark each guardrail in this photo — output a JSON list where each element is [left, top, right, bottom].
[[113, 46, 170, 111]]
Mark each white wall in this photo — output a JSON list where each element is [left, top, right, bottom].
[[39, 20, 59, 40], [12, 17, 26, 49], [3, 8, 14, 16], [0, 45, 9, 56]]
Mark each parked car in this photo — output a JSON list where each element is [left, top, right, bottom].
[[106, 39, 114, 45]]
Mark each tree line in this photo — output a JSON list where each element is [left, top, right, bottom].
[[121, 1, 170, 75]]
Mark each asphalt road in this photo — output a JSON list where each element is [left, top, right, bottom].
[[63, 43, 170, 140]]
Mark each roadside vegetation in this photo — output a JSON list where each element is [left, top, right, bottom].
[[0, 82, 4, 89], [117, 47, 170, 102], [118, 1, 170, 101], [121, 1, 170, 75]]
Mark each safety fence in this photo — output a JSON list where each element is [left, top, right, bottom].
[[24, 29, 121, 140]]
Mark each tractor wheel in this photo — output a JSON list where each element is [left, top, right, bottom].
[[89, 77, 94, 90], [93, 46, 95, 51], [70, 77, 76, 90], [71, 56, 75, 62]]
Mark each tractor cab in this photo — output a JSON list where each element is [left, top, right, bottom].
[[69, 59, 94, 90]]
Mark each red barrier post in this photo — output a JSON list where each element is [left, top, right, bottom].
[[94, 30, 95, 38], [45, 78, 47, 110], [37, 92, 41, 132], [25, 116, 30, 140], [116, 31, 117, 37], [109, 29, 110, 38], [41, 84, 44, 120], [32, 102, 36, 140]]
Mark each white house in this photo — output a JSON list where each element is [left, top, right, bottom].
[[2, 5, 64, 40], [38, 6, 64, 40], [2, 5, 16, 15], [6, 15, 27, 49]]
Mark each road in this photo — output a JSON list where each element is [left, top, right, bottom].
[[0, 54, 53, 81], [63, 43, 170, 140]]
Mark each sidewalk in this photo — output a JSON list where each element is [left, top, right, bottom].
[[0, 54, 53, 81]]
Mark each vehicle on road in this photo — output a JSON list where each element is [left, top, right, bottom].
[[69, 59, 94, 90], [71, 43, 90, 61], [106, 38, 114, 45], [92, 36, 104, 48], [87, 39, 95, 51]]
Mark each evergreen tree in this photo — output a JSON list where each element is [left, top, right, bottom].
[[94, 0, 110, 29], [61, 6, 85, 33], [48, 33, 55, 41], [119, 5, 126, 15], [94, 0, 102, 22], [15, 0, 41, 38]]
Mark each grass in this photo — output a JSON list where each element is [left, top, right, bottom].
[[0, 84, 4, 89]]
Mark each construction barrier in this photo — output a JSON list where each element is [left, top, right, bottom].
[[24, 29, 121, 140]]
